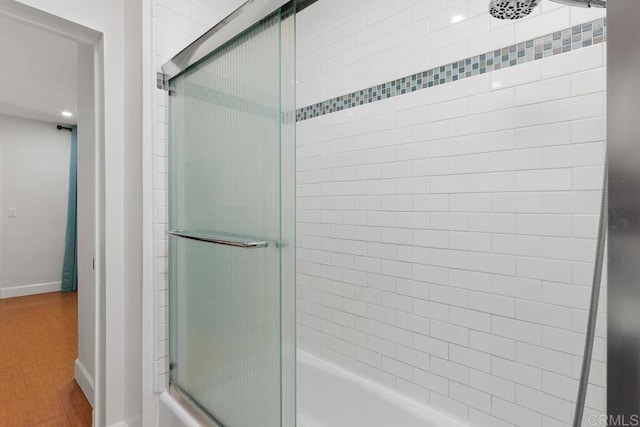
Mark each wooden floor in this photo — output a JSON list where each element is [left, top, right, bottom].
[[0, 292, 92, 426]]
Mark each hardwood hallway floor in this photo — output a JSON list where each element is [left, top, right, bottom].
[[0, 292, 92, 426]]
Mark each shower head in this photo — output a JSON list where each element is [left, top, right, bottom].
[[489, 0, 605, 20], [489, 0, 542, 20]]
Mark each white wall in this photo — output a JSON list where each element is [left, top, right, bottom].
[[0, 114, 70, 297], [296, 1, 607, 427], [123, 1, 144, 426]]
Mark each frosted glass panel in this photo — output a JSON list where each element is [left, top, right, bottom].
[[168, 9, 295, 427]]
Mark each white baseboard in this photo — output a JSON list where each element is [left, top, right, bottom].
[[74, 358, 95, 407], [108, 422, 129, 427], [0, 281, 62, 299]]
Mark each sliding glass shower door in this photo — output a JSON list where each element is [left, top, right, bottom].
[[168, 7, 295, 427]]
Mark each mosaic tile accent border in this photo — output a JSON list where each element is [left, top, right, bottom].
[[157, 72, 168, 90], [296, 18, 606, 122]]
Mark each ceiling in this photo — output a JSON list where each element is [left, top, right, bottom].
[[0, 13, 78, 125]]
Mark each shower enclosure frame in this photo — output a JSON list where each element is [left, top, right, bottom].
[[161, 0, 316, 81]]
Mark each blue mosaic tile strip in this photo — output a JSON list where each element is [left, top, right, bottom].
[[296, 18, 606, 122]]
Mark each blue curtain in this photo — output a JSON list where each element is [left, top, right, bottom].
[[61, 126, 78, 292]]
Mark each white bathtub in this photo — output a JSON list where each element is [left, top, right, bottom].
[[297, 350, 467, 427], [159, 350, 468, 427]]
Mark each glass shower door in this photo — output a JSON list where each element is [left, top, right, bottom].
[[168, 8, 295, 427]]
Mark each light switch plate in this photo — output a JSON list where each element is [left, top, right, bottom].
[[8, 208, 16, 218]]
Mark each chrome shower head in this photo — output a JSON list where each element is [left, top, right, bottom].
[[489, 0, 542, 20]]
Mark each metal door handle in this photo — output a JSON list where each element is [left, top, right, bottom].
[[168, 230, 268, 248]]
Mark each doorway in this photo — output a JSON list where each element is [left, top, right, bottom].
[[0, 2, 102, 425]]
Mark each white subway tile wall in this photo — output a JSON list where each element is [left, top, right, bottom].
[[296, 1, 606, 427]]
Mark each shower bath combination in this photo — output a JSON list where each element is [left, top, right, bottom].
[[159, 0, 610, 426], [489, 0, 606, 20]]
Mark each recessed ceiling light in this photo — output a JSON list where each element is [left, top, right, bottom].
[[451, 14, 466, 24], [62, 111, 73, 117]]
